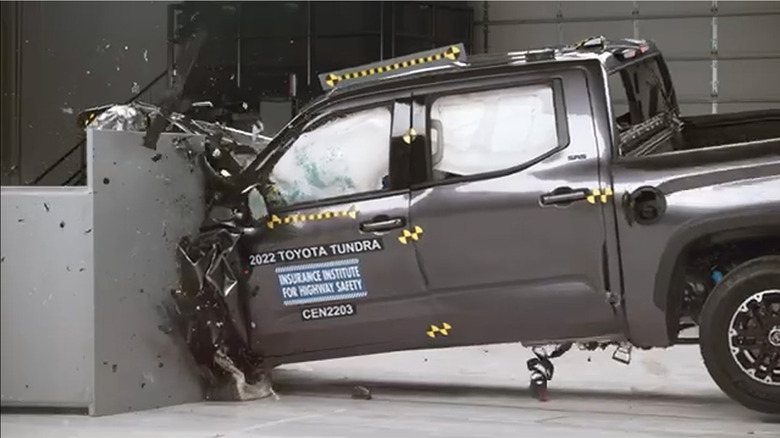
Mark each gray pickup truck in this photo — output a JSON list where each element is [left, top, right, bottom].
[[171, 37, 780, 413]]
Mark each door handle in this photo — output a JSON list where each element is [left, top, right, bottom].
[[359, 216, 406, 233], [540, 187, 591, 206]]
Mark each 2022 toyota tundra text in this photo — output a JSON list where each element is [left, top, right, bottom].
[[149, 36, 780, 413]]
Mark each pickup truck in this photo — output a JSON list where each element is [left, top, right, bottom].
[[170, 36, 780, 413]]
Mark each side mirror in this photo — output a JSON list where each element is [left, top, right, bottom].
[[246, 186, 269, 221]]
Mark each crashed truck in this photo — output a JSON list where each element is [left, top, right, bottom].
[[82, 37, 780, 413]]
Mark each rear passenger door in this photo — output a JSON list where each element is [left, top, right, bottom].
[[407, 69, 620, 345]]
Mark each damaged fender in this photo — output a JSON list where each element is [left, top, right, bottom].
[[172, 224, 273, 400]]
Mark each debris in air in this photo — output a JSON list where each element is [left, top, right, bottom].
[[79, 102, 272, 153]]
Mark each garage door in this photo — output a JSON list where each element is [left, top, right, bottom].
[[471, 1, 780, 115]]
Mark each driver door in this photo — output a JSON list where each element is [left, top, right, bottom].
[[243, 99, 427, 359]]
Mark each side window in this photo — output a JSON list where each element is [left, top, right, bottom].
[[608, 71, 632, 128], [265, 106, 392, 208], [428, 83, 560, 179], [609, 58, 672, 133], [608, 58, 676, 157]]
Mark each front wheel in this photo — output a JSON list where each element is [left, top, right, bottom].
[[699, 255, 780, 414]]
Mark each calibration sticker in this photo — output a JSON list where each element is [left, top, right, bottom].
[[248, 237, 383, 267], [275, 258, 367, 306], [300, 303, 356, 321]]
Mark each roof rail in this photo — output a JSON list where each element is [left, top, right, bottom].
[[318, 43, 467, 91]]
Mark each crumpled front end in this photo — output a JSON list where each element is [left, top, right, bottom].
[[172, 228, 272, 401]]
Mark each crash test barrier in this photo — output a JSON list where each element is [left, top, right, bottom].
[[1, 130, 207, 416]]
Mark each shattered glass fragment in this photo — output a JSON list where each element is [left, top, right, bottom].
[[247, 187, 268, 220], [131, 82, 140, 94], [251, 120, 265, 145], [143, 49, 149, 62]]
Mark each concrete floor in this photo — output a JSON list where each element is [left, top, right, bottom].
[[2, 344, 779, 437]]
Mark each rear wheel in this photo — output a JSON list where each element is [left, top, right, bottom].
[[699, 256, 780, 414]]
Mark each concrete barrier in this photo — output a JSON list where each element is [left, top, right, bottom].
[[1, 130, 207, 415]]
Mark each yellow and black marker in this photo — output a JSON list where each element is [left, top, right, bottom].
[[267, 205, 359, 229], [586, 188, 614, 204], [319, 43, 466, 91], [398, 226, 423, 245], [426, 322, 452, 338], [403, 128, 417, 145]]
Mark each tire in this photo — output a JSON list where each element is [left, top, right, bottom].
[[699, 255, 780, 414]]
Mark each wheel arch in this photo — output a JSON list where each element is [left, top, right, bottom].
[[653, 209, 780, 341]]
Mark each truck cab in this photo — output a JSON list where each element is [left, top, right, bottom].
[[241, 39, 623, 357]]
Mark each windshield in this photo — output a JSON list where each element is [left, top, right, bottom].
[[241, 94, 330, 179]]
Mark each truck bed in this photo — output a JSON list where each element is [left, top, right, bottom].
[[678, 109, 780, 150], [622, 110, 780, 159]]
